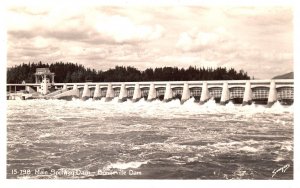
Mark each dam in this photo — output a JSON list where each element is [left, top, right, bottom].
[[6, 69, 294, 180], [7, 80, 294, 107], [6, 68, 294, 106]]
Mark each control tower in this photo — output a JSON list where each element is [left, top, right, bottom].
[[34, 68, 55, 95]]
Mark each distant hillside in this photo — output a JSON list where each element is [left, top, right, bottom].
[[7, 61, 250, 83], [273, 72, 293, 79]]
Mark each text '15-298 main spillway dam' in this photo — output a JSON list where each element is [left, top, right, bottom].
[[7, 68, 294, 107]]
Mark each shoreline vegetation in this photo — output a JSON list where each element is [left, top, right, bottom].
[[7, 61, 250, 84]]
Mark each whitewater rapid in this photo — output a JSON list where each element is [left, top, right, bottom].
[[7, 98, 293, 179], [7, 97, 293, 118]]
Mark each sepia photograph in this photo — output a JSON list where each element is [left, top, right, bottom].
[[2, 0, 298, 187]]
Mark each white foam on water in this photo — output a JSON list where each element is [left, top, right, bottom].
[[133, 142, 201, 154], [239, 146, 259, 153], [225, 101, 236, 108], [280, 142, 293, 151], [186, 156, 199, 163], [39, 133, 52, 138], [7, 98, 293, 120], [274, 156, 285, 162], [267, 101, 293, 114], [106, 161, 148, 170], [131, 123, 152, 129], [206, 140, 264, 154], [6, 96, 293, 180]]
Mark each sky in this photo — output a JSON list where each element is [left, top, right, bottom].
[[6, 4, 293, 79]]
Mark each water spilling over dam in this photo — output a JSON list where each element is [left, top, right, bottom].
[[7, 79, 294, 107]]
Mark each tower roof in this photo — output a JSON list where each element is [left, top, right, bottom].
[[34, 68, 55, 76]]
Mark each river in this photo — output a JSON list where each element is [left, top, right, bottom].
[[6, 98, 293, 179]]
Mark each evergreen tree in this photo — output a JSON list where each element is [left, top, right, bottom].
[[6, 62, 251, 83]]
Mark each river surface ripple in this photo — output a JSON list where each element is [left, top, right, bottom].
[[7, 98, 293, 179]]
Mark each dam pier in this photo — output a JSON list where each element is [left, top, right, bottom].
[[7, 68, 294, 106]]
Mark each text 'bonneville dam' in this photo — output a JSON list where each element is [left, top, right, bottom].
[[7, 68, 294, 107]]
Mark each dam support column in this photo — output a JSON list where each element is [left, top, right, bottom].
[[200, 82, 210, 104], [62, 84, 68, 91], [181, 82, 190, 104], [105, 83, 114, 102], [82, 84, 91, 101], [72, 84, 80, 98], [163, 83, 173, 102], [267, 80, 277, 107], [93, 84, 101, 100], [242, 81, 252, 105], [118, 83, 128, 102], [25, 86, 36, 93], [220, 82, 230, 105], [132, 83, 141, 102], [147, 83, 156, 101]]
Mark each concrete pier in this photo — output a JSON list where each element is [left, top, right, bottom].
[[71, 84, 80, 98], [82, 84, 91, 101], [163, 83, 173, 102], [242, 81, 252, 105], [118, 83, 128, 102], [93, 84, 101, 100], [132, 83, 142, 102], [62, 83, 67, 91], [105, 83, 115, 102], [147, 83, 157, 101], [25, 86, 36, 93], [200, 82, 210, 104], [220, 82, 229, 105], [267, 80, 277, 107], [181, 82, 190, 104]]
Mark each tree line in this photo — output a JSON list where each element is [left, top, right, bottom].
[[7, 61, 250, 83]]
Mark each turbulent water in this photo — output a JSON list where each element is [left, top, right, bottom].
[[7, 98, 293, 179]]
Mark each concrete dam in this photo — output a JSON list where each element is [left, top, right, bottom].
[[7, 79, 294, 107], [6, 68, 294, 106]]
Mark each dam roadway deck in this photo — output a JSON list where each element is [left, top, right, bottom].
[[7, 79, 294, 106]]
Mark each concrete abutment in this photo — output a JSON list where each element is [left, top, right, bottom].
[[93, 84, 101, 100], [163, 83, 173, 102], [118, 83, 128, 102], [105, 83, 114, 102], [220, 82, 229, 105], [181, 82, 190, 104], [267, 80, 278, 107], [82, 84, 91, 101], [132, 83, 142, 102], [242, 81, 252, 106], [200, 82, 210, 105], [147, 83, 157, 101]]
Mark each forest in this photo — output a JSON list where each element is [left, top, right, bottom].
[[7, 61, 250, 83]]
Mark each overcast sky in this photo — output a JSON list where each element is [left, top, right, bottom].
[[6, 5, 293, 79]]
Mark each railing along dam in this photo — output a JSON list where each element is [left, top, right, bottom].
[[7, 79, 294, 106]]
